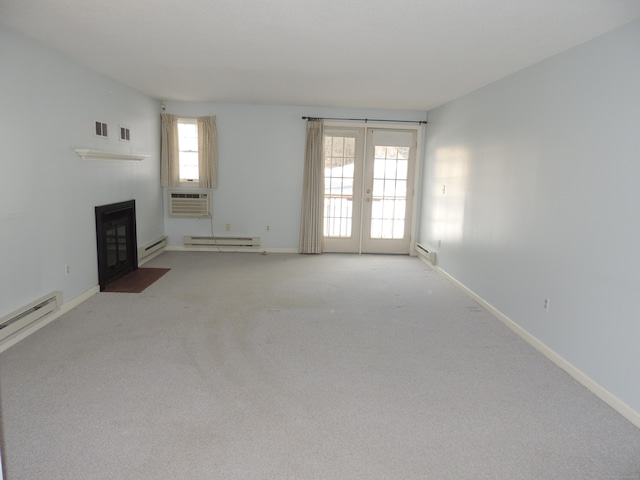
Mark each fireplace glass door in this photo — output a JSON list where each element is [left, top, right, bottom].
[[106, 218, 130, 271], [96, 200, 138, 290]]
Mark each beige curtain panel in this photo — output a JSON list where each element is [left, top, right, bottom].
[[197, 116, 219, 189], [160, 113, 180, 187], [299, 119, 325, 254]]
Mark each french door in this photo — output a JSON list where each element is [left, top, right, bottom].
[[323, 127, 417, 254]]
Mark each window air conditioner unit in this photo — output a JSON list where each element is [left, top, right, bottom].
[[168, 190, 211, 218]]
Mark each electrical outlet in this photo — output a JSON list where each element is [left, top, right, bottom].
[[266, 225, 270, 231], [225, 224, 231, 232], [543, 298, 550, 312], [65, 265, 70, 276]]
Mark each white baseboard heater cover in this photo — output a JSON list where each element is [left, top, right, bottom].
[[0, 291, 63, 342], [416, 243, 437, 265], [168, 190, 211, 218], [184, 236, 261, 249], [138, 236, 168, 260]]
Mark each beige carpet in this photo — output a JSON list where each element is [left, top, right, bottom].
[[1, 252, 639, 479]]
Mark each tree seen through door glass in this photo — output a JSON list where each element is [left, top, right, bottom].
[[324, 135, 355, 237]]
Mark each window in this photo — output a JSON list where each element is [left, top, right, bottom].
[[161, 114, 217, 189], [177, 118, 199, 182]]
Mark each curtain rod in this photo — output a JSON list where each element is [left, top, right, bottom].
[[302, 116, 427, 125]]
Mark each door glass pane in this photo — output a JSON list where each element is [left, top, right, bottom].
[[382, 199, 395, 220], [384, 159, 397, 179], [118, 225, 128, 263], [397, 159, 408, 178], [393, 219, 405, 238], [386, 147, 398, 160], [324, 134, 355, 238], [370, 145, 409, 240], [372, 179, 385, 196], [106, 225, 117, 267], [331, 136, 344, 156], [370, 215, 382, 238], [385, 180, 396, 197]]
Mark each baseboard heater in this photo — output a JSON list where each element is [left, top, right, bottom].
[[0, 291, 63, 343], [416, 243, 437, 265], [183, 236, 261, 250], [138, 236, 167, 262]]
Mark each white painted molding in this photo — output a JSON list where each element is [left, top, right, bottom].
[[0, 285, 99, 354], [418, 256, 640, 430], [74, 149, 149, 162]]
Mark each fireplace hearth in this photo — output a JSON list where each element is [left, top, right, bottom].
[[95, 200, 138, 291]]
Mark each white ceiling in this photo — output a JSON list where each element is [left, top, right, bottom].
[[1, 0, 639, 111]]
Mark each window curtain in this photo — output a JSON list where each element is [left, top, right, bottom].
[[160, 114, 218, 188], [299, 119, 325, 254], [197, 116, 218, 189], [160, 113, 180, 187]]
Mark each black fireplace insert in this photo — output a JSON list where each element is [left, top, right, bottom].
[[95, 200, 138, 291]]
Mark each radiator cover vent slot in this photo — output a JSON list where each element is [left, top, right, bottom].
[[169, 190, 211, 218]]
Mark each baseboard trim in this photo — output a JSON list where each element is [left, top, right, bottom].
[[0, 286, 100, 354], [419, 256, 640, 430]]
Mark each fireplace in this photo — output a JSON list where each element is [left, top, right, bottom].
[[95, 200, 138, 291]]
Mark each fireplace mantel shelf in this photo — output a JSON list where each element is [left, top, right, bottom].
[[74, 149, 149, 162]]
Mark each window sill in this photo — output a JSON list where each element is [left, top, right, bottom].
[[74, 149, 149, 162]]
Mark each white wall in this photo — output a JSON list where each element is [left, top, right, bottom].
[[419, 20, 640, 415], [162, 102, 426, 250], [0, 26, 163, 315]]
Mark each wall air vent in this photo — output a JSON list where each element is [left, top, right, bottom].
[[119, 125, 131, 142], [95, 121, 108, 138], [168, 190, 211, 218]]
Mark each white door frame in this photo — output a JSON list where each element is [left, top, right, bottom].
[[323, 121, 424, 255]]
